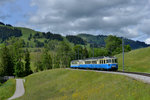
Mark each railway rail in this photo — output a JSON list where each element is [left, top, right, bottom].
[[116, 71, 150, 77]]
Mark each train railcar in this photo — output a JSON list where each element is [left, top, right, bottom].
[[70, 56, 118, 71]]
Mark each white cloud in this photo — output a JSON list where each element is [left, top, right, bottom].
[[18, 0, 150, 42], [145, 38, 150, 44]]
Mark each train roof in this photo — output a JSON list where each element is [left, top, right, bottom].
[[71, 56, 117, 62]]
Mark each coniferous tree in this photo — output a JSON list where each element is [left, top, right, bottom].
[[11, 38, 24, 77], [25, 49, 32, 76], [82, 46, 89, 59], [1, 45, 14, 76], [42, 48, 52, 70]]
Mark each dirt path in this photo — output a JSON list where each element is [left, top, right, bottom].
[[8, 79, 25, 100]]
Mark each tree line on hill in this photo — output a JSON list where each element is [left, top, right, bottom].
[[78, 33, 150, 49], [0, 27, 22, 42]]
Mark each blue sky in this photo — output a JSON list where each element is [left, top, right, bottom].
[[0, 0, 150, 44], [0, 0, 36, 26]]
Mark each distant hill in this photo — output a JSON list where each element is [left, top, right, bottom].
[[77, 34, 149, 49], [0, 21, 149, 49]]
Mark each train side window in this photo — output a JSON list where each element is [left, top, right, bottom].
[[85, 61, 91, 64], [92, 61, 97, 64], [112, 59, 114, 63], [106, 60, 108, 63], [99, 60, 101, 64], [107, 59, 111, 63]]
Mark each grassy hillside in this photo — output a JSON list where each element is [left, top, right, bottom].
[[0, 79, 16, 100], [116, 47, 150, 73], [17, 69, 150, 100]]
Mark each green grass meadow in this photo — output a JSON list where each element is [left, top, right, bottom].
[[116, 47, 150, 73], [17, 69, 150, 100], [0, 79, 16, 100]]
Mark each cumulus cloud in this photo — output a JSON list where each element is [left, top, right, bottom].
[[28, 0, 148, 36], [13, 0, 149, 42], [145, 38, 150, 44]]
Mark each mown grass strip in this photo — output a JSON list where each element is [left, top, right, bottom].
[[0, 79, 16, 100]]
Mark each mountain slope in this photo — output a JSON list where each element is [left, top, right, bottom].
[[0, 22, 149, 49], [17, 69, 150, 100], [116, 47, 150, 73], [78, 34, 149, 49]]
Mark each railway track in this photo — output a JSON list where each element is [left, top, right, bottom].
[[116, 71, 150, 77]]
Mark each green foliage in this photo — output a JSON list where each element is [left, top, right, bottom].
[[42, 48, 52, 70], [0, 37, 33, 77], [46, 40, 60, 51], [25, 49, 32, 76], [35, 61, 43, 72], [0, 79, 15, 100], [73, 45, 83, 59], [66, 35, 86, 45], [14, 61, 24, 77], [78, 34, 106, 47], [0, 45, 14, 76], [34, 39, 44, 47], [105, 35, 122, 55], [105, 35, 131, 56], [90, 48, 109, 57], [57, 41, 72, 68], [44, 32, 63, 41], [0, 26, 22, 42], [125, 44, 131, 52], [82, 46, 89, 59]]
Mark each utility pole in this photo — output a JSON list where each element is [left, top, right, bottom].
[[93, 43, 94, 58], [78, 47, 79, 60], [122, 37, 124, 71]]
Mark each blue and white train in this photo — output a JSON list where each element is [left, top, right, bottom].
[[70, 56, 118, 71]]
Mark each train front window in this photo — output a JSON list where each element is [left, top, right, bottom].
[[115, 59, 118, 63], [72, 61, 78, 64]]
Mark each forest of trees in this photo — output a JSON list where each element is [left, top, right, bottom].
[[0, 27, 22, 42], [0, 35, 131, 77], [66, 35, 86, 45], [0, 37, 32, 77]]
